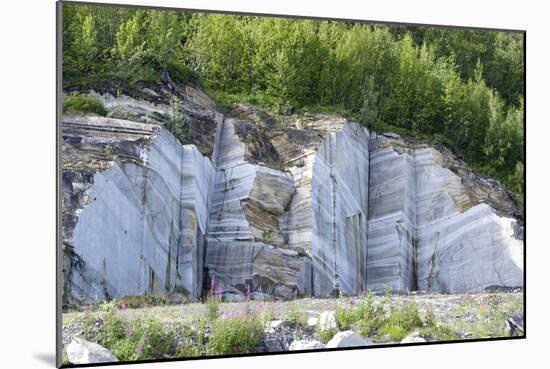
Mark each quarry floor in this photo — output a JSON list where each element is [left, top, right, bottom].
[[63, 290, 524, 341]]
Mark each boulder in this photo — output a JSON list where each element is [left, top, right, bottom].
[[66, 338, 118, 364], [400, 332, 427, 343], [307, 317, 319, 327], [318, 311, 338, 331], [262, 338, 287, 352], [289, 340, 326, 351], [506, 310, 524, 336], [326, 331, 371, 348], [264, 319, 292, 333]]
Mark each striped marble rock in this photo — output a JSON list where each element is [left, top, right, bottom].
[[310, 123, 370, 296], [367, 147, 416, 292], [63, 116, 215, 302], [416, 204, 523, 292], [62, 111, 524, 303], [366, 133, 523, 293]]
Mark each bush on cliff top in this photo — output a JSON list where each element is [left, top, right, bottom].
[[63, 94, 107, 116]]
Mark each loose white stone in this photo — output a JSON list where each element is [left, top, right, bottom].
[[289, 340, 326, 351], [307, 317, 319, 327], [326, 331, 371, 348], [318, 311, 338, 331], [400, 332, 427, 343], [67, 338, 118, 364]]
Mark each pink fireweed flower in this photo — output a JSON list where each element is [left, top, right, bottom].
[[217, 286, 223, 302], [119, 303, 127, 310], [135, 345, 142, 353], [126, 327, 132, 337], [210, 275, 216, 297], [246, 285, 251, 302]]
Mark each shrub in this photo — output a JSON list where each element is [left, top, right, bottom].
[[419, 310, 459, 340], [333, 292, 450, 342], [378, 324, 408, 341], [335, 305, 359, 330], [174, 320, 206, 358], [287, 302, 308, 327], [99, 310, 128, 349], [207, 315, 263, 355], [114, 295, 166, 309], [315, 324, 338, 344], [129, 316, 175, 360], [424, 309, 437, 328], [205, 295, 220, 322], [467, 294, 511, 338], [63, 94, 107, 116], [78, 308, 176, 361], [335, 293, 385, 337], [377, 301, 424, 341], [419, 325, 460, 341], [175, 341, 202, 358]]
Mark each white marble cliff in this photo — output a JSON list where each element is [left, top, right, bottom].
[[366, 133, 523, 293], [61, 92, 523, 304], [62, 115, 214, 302]]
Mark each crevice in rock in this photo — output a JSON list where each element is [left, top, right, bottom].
[[427, 232, 440, 291]]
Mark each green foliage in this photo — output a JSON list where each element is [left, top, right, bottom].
[[378, 301, 424, 341], [509, 161, 524, 212], [315, 324, 338, 344], [145, 10, 183, 70], [335, 293, 385, 337], [174, 322, 204, 358], [62, 3, 524, 208], [113, 294, 167, 309], [185, 14, 251, 92], [286, 300, 308, 327], [207, 314, 263, 354], [99, 313, 172, 360], [167, 95, 188, 139], [468, 294, 511, 338], [333, 290, 459, 342], [419, 324, 461, 341], [205, 295, 220, 322], [63, 94, 107, 116], [107, 316, 174, 361]]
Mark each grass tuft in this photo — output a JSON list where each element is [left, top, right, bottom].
[[63, 94, 107, 116]]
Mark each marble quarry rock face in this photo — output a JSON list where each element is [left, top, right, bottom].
[[62, 115, 215, 303], [62, 93, 524, 304], [204, 117, 371, 297], [366, 132, 523, 293]]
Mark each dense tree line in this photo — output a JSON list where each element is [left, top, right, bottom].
[[62, 4, 524, 203]]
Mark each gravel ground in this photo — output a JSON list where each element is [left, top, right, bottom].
[[61, 291, 523, 365], [63, 290, 523, 341]]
